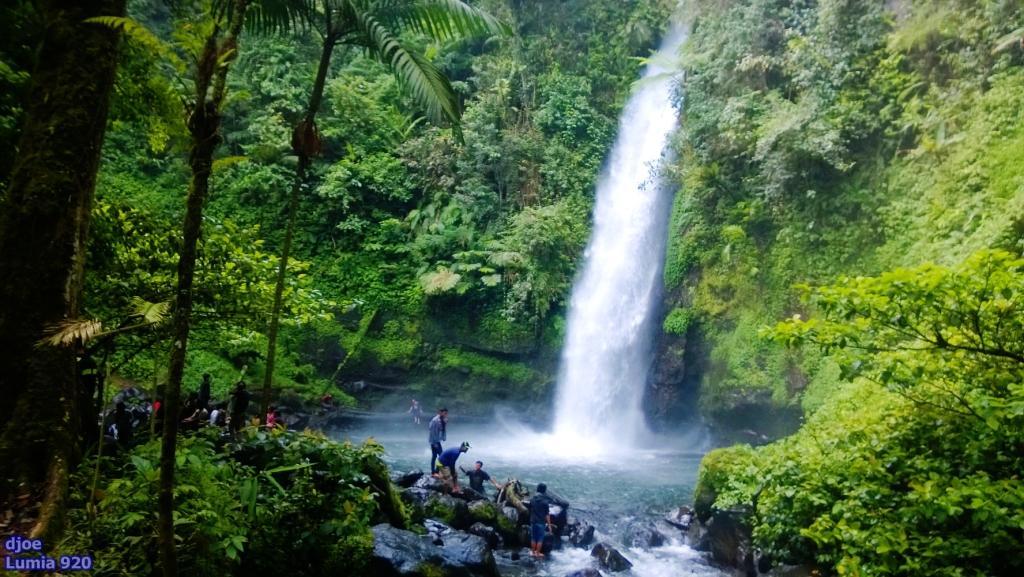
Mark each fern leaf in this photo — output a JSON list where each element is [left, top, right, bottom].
[[38, 319, 104, 348]]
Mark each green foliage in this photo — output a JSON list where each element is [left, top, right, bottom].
[[701, 252, 1024, 576], [667, 0, 1024, 414], [662, 307, 694, 335], [63, 429, 400, 577]]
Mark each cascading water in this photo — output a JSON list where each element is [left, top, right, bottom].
[[552, 24, 686, 454]]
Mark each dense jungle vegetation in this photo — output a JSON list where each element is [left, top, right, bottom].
[[1, 0, 1022, 575], [675, 0, 1024, 575]]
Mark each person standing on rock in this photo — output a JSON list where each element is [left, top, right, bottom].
[[460, 460, 500, 494], [529, 483, 554, 559], [428, 407, 447, 473], [435, 441, 470, 493]]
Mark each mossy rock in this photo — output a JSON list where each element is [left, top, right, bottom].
[[467, 500, 498, 525], [424, 494, 470, 530]]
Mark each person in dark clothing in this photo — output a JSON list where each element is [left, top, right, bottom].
[[435, 441, 470, 492], [460, 460, 500, 494], [229, 381, 250, 432], [198, 373, 212, 410], [113, 401, 133, 448], [428, 407, 448, 473], [529, 483, 554, 558]]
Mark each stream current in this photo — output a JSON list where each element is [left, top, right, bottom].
[[333, 417, 728, 577]]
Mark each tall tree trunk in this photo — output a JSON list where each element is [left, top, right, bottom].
[[0, 0, 126, 541], [157, 3, 249, 575], [260, 35, 336, 421]]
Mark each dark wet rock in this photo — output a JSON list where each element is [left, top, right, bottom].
[[426, 518, 455, 540], [665, 505, 695, 530], [687, 516, 709, 550], [591, 542, 632, 572], [706, 509, 756, 577], [452, 487, 487, 502], [568, 523, 595, 548], [370, 523, 442, 576], [625, 522, 666, 549], [370, 524, 498, 577], [392, 469, 424, 488], [399, 487, 432, 510], [468, 522, 502, 549], [566, 570, 604, 577], [437, 530, 499, 577], [414, 474, 446, 491]]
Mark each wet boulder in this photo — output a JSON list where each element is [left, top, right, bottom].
[[624, 522, 666, 549], [414, 474, 446, 492], [370, 524, 499, 577], [590, 542, 632, 573], [664, 505, 695, 530], [706, 509, 756, 577], [468, 522, 502, 549], [370, 523, 443, 576], [568, 523, 595, 548], [452, 487, 487, 502], [437, 530, 499, 577], [566, 570, 604, 577], [392, 469, 425, 488]]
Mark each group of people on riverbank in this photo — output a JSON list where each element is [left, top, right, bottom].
[[419, 403, 556, 559], [105, 375, 286, 449]]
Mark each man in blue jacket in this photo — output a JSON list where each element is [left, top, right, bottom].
[[428, 407, 447, 473], [435, 441, 470, 493]]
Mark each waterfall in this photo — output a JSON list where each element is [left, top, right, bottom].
[[552, 25, 686, 454]]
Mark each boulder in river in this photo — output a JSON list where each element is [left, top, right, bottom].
[[468, 522, 502, 549], [568, 523, 595, 548], [437, 529, 499, 577], [370, 524, 499, 577], [705, 508, 756, 577], [565, 570, 604, 577], [664, 505, 695, 530], [414, 473, 446, 492], [624, 522, 666, 549], [392, 469, 424, 488], [590, 542, 632, 572]]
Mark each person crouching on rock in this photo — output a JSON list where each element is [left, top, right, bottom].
[[530, 483, 554, 559], [434, 441, 470, 493]]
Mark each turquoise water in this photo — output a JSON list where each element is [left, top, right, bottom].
[[332, 415, 728, 577]]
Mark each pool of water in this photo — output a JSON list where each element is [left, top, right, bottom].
[[330, 413, 728, 577]]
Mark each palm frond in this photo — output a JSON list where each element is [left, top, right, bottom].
[[129, 297, 172, 325], [246, 0, 315, 35], [993, 27, 1023, 54], [419, 267, 461, 294], [374, 0, 510, 42], [351, 10, 462, 137], [37, 319, 104, 348]]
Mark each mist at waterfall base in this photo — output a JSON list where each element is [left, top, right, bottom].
[[333, 417, 724, 577]]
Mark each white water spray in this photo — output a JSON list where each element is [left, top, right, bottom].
[[552, 24, 686, 455]]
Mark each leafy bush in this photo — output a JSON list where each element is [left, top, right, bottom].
[[62, 429, 404, 577], [700, 252, 1024, 576]]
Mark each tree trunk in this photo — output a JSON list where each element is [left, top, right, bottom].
[[157, 3, 249, 575], [0, 0, 126, 541], [260, 35, 336, 422]]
